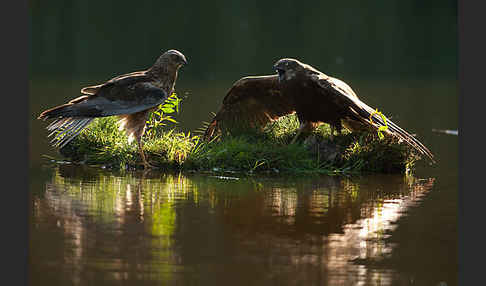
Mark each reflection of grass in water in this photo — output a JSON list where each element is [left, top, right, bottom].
[[51, 170, 202, 282], [147, 174, 194, 252], [58, 114, 419, 175], [342, 180, 360, 201], [52, 166, 422, 228], [151, 204, 175, 237], [51, 170, 198, 237], [48, 167, 432, 284], [52, 170, 134, 225]]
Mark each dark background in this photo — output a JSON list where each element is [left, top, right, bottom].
[[30, 0, 457, 81]]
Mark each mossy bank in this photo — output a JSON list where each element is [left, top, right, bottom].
[[51, 114, 421, 175]]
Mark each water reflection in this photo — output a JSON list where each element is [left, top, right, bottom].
[[30, 165, 434, 285]]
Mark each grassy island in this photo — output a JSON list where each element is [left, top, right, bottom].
[[54, 111, 420, 175]]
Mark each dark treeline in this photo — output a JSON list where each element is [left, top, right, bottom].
[[30, 0, 457, 81]]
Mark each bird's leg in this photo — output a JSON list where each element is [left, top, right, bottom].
[[329, 122, 342, 142], [137, 138, 153, 169], [290, 122, 306, 144], [291, 121, 317, 144]]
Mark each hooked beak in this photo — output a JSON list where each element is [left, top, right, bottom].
[[182, 56, 188, 65]]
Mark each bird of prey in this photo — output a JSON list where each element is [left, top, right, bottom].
[[204, 58, 435, 163], [38, 49, 188, 168]]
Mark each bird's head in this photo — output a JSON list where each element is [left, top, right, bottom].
[[153, 50, 187, 71], [163, 49, 188, 67], [148, 50, 188, 90], [149, 49, 188, 81], [273, 58, 306, 82]]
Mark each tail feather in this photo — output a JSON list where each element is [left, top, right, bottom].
[[47, 118, 70, 134], [343, 94, 436, 164], [367, 112, 435, 163], [47, 117, 94, 149], [60, 118, 93, 148], [39, 98, 95, 149]]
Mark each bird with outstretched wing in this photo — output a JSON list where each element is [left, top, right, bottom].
[[204, 75, 295, 139], [204, 58, 435, 164], [38, 49, 187, 168]]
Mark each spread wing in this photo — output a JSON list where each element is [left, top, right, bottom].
[[311, 73, 435, 163], [204, 75, 296, 139]]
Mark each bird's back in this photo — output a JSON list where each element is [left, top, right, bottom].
[[282, 72, 348, 126], [80, 70, 151, 95]]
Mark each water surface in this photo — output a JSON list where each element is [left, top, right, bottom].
[[31, 166, 438, 285]]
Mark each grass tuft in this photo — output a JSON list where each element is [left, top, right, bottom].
[[56, 113, 421, 175]]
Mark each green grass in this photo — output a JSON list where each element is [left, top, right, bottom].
[[56, 113, 421, 175]]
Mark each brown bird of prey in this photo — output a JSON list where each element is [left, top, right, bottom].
[[38, 49, 187, 168], [204, 58, 435, 163]]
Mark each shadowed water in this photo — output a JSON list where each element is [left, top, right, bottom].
[[30, 166, 436, 286]]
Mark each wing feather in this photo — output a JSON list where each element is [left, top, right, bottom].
[[39, 80, 168, 120], [80, 70, 150, 95], [68, 83, 168, 117], [312, 73, 435, 163], [204, 75, 295, 139]]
